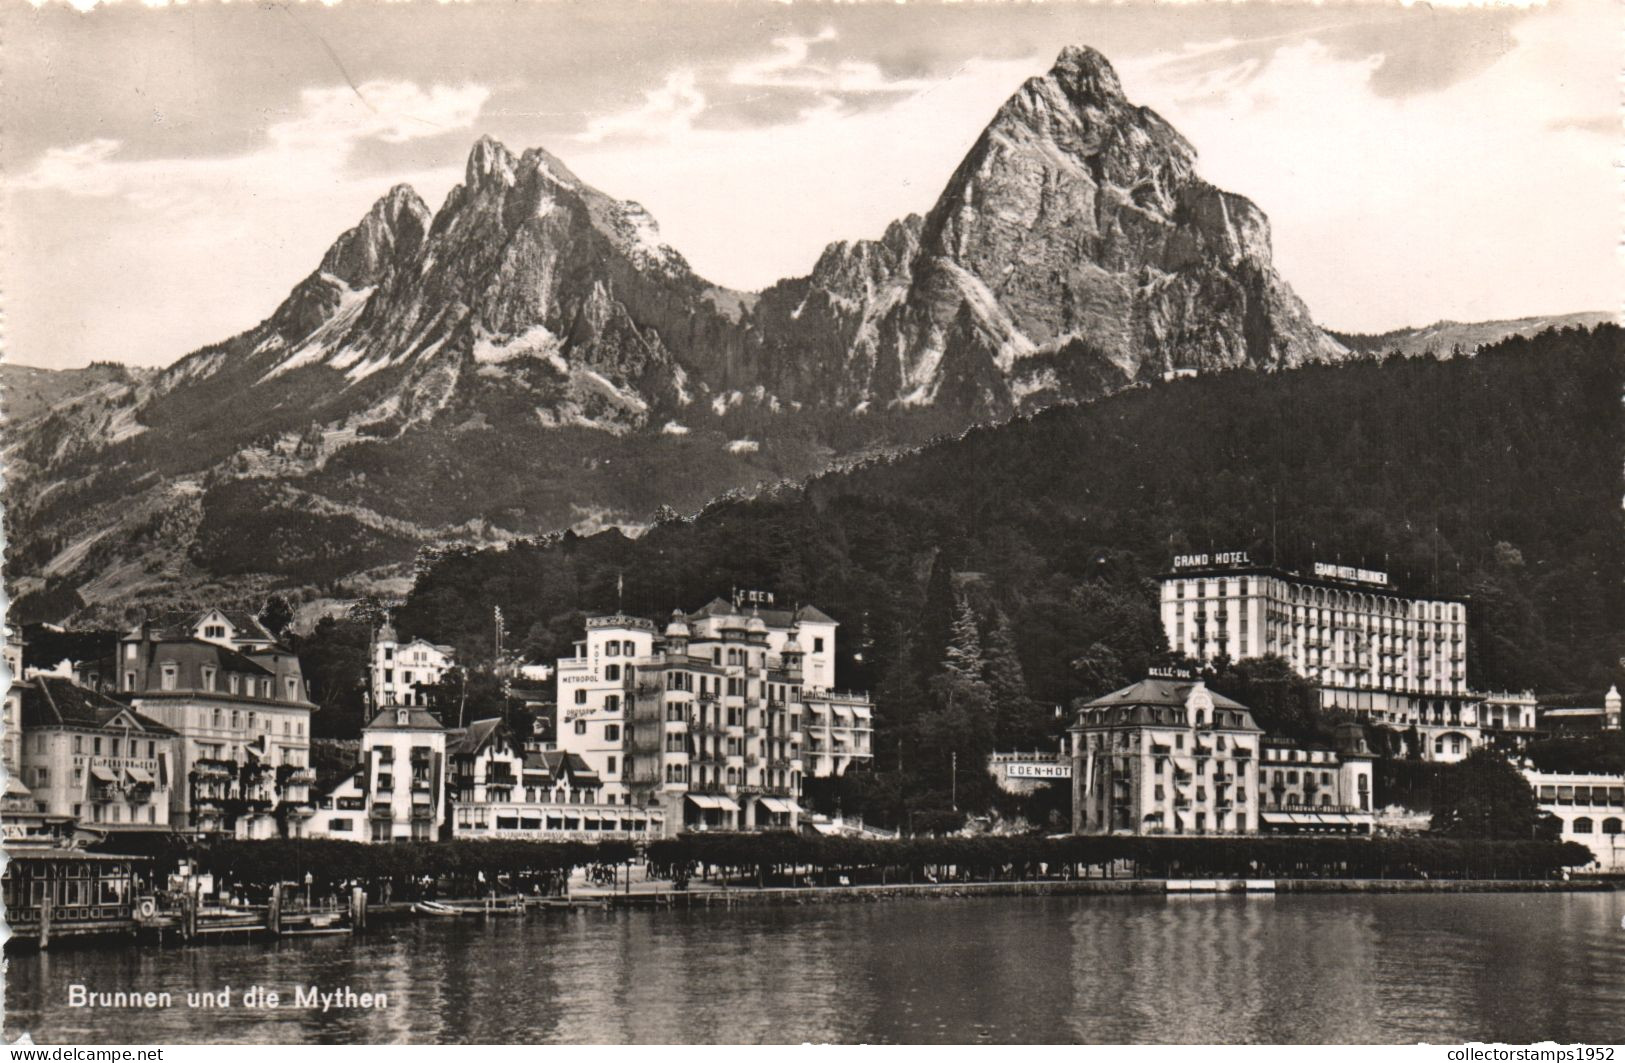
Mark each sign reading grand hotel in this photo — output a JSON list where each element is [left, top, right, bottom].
[[1313, 562, 1390, 586], [1172, 551, 1252, 570]]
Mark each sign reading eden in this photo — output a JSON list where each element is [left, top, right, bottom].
[[734, 589, 776, 607], [1172, 551, 1251, 570], [1007, 763, 1073, 780], [1313, 562, 1389, 586]]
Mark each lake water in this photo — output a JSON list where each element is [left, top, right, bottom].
[[6, 892, 1624, 1043]]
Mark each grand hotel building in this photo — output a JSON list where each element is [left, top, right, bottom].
[[1159, 553, 1474, 756]]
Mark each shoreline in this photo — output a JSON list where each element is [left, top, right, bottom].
[[575, 876, 1619, 909]]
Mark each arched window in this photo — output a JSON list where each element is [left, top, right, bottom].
[[1572, 817, 1594, 834], [1603, 818, 1622, 835]]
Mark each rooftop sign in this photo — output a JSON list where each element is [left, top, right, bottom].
[[1312, 562, 1389, 586], [1171, 551, 1251, 570], [734, 589, 776, 607], [1148, 666, 1196, 680]]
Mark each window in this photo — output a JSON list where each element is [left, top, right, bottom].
[[604, 724, 621, 742], [813, 638, 825, 653], [201, 666, 216, 691], [73, 735, 82, 754], [377, 774, 394, 792], [606, 642, 621, 657], [1573, 817, 1594, 834], [1602, 818, 1622, 835], [384, 647, 394, 660], [110, 737, 121, 756], [330, 818, 354, 832], [575, 720, 587, 735], [607, 756, 618, 774], [605, 664, 621, 681], [160, 664, 178, 691], [575, 690, 587, 705], [93, 737, 102, 755]]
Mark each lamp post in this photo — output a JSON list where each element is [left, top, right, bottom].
[[304, 870, 313, 910]]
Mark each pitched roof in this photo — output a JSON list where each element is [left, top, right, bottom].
[[133, 609, 275, 644], [364, 705, 446, 731], [19, 676, 178, 735], [448, 716, 509, 757], [686, 599, 838, 630], [523, 750, 602, 784], [123, 637, 275, 676], [1073, 679, 1261, 734]]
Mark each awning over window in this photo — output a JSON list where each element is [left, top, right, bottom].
[[686, 794, 740, 811], [126, 767, 155, 785], [757, 796, 800, 814], [90, 765, 119, 783]]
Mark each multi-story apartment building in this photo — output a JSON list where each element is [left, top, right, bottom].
[[1524, 769, 1625, 872], [1257, 731, 1375, 833], [80, 611, 317, 838], [446, 716, 663, 840], [15, 675, 179, 831], [1070, 676, 1264, 835], [309, 705, 449, 842], [1160, 553, 1473, 759], [1070, 674, 1375, 836], [371, 625, 456, 708], [554, 596, 873, 834]]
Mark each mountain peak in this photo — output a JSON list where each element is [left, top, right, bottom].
[[1047, 45, 1124, 105], [319, 183, 430, 287], [466, 135, 518, 189]]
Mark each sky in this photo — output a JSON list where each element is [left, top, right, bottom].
[[2, 0, 1619, 371]]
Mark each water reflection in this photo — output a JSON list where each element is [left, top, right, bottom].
[[7, 893, 1623, 1043]]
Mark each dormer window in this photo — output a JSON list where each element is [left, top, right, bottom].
[[229, 674, 241, 695], [160, 663, 178, 691], [397, 708, 410, 726], [201, 666, 216, 691]]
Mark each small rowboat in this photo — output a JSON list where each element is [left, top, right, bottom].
[[412, 900, 466, 917]]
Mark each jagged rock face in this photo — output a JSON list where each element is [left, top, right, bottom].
[[7, 45, 1348, 619]]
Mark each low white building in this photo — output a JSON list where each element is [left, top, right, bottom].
[[372, 625, 456, 708], [308, 706, 449, 842], [1524, 769, 1625, 872]]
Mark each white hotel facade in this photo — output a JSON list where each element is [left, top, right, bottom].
[[1160, 552, 1478, 760], [553, 595, 873, 833]]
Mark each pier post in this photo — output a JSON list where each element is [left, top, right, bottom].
[[350, 886, 367, 930], [39, 891, 52, 950], [269, 883, 282, 937]]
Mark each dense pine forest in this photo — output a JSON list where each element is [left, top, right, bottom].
[[391, 325, 1624, 824]]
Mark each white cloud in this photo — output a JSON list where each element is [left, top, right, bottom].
[[6, 79, 488, 368], [579, 70, 707, 144], [726, 27, 931, 96], [13, 80, 490, 208]]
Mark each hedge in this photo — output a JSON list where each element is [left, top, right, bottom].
[[97, 836, 637, 888], [646, 833, 1595, 881]]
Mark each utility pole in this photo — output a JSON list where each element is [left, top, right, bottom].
[[951, 751, 957, 811]]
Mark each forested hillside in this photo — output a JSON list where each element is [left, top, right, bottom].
[[396, 325, 1624, 821]]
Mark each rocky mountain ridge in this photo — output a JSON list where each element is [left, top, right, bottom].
[[8, 45, 1350, 622]]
